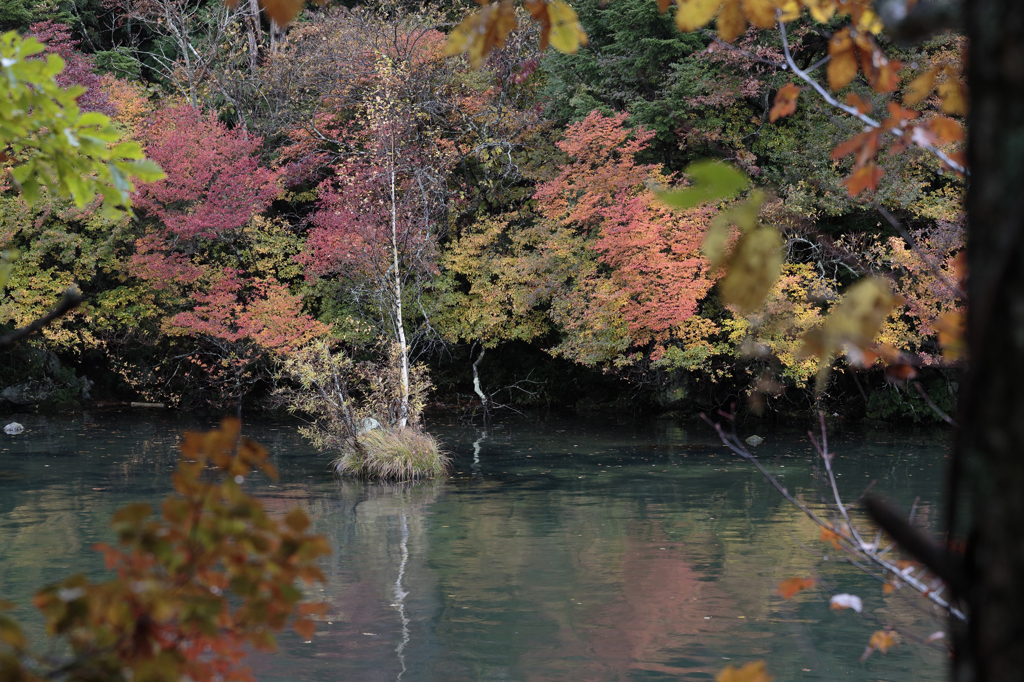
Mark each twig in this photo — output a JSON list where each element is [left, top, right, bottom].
[[777, 18, 967, 176], [915, 381, 959, 427], [704, 409, 967, 622], [876, 205, 965, 300]]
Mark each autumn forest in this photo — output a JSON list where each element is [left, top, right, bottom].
[[0, 0, 965, 422]]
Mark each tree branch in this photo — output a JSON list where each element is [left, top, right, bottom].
[[0, 288, 84, 348]]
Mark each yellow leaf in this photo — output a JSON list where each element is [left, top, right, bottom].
[[742, 0, 776, 29], [258, 0, 306, 27], [801, 277, 899, 392], [777, 0, 801, 21], [717, 0, 746, 42], [861, 629, 898, 661], [445, 1, 519, 69], [827, 29, 858, 91], [937, 70, 967, 116], [803, 0, 835, 23], [936, 310, 966, 361], [675, 0, 722, 32], [903, 66, 939, 106], [717, 660, 772, 682], [855, 7, 884, 34], [548, 0, 588, 53], [702, 221, 732, 270], [719, 225, 783, 314]]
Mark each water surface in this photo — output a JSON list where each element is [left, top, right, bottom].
[[0, 412, 952, 682]]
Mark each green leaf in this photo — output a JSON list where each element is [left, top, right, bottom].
[[656, 160, 749, 209]]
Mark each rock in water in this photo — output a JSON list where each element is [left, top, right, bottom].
[[745, 435, 764, 446], [4, 422, 24, 435]]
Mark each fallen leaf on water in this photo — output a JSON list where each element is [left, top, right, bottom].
[[717, 659, 772, 682], [860, 629, 898, 661], [777, 577, 816, 599]]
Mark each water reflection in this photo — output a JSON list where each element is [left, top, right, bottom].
[[0, 413, 951, 682]]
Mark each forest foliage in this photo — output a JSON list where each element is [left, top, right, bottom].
[[0, 0, 964, 419]]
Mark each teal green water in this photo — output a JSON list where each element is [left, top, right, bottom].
[[0, 413, 952, 681]]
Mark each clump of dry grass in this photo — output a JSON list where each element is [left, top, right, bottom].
[[332, 428, 450, 481]]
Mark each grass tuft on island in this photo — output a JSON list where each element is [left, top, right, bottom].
[[332, 428, 451, 481]]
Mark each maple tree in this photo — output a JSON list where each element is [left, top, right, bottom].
[[0, 419, 330, 682]]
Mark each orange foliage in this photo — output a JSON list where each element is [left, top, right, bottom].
[[2, 420, 329, 682]]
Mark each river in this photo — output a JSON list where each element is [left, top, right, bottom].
[[0, 411, 951, 681]]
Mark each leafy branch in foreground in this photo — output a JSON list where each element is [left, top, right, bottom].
[[1, 31, 164, 218], [703, 408, 962, 663], [0, 419, 330, 682]]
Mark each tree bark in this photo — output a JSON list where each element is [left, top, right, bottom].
[[245, 0, 262, 72], [960, 2, 1024, 680]]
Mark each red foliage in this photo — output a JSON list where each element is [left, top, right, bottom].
[[135, 106, 280, 240], [166, 272, 327, 355], [29, 21, 113, 116], [535, 112, 714, 351]]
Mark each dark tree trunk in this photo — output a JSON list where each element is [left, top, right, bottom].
[[960, 1, 1024, 680]]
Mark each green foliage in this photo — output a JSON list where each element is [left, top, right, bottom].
[[92, 46, 140, 80], [657, 160, 750, 209], [278, 342, 433, 451], [539, 0, 705, 164], [0, 31, 164, 218], [0, 0, 33, 33], [865, 375, 956, 423]]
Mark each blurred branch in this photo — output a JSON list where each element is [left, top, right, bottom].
[[0, 288, 84, 348]]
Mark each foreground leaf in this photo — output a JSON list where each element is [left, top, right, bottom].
[[769, 83, 800, 122], [657, 160, 749, 209]]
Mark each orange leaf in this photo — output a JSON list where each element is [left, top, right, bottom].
[[446, 1, 519, 68], [769, 83, 800, 122], [882, 102, 919, 129], [827, 29, 859, 91], [820, 526, 843, 550], [861, 629, 898, 662], [777, 577, 816, 599], [845, 92, 872, 114], [882, 582, 896, 595], [903, 66, 939, 106], [656, 0, 673, 12], [830, 131, 872, 160], [294, 618, 316, 640], [842, 162, 884, 196], [926, 116, 965, 144], [258, 0, 305, 26]]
